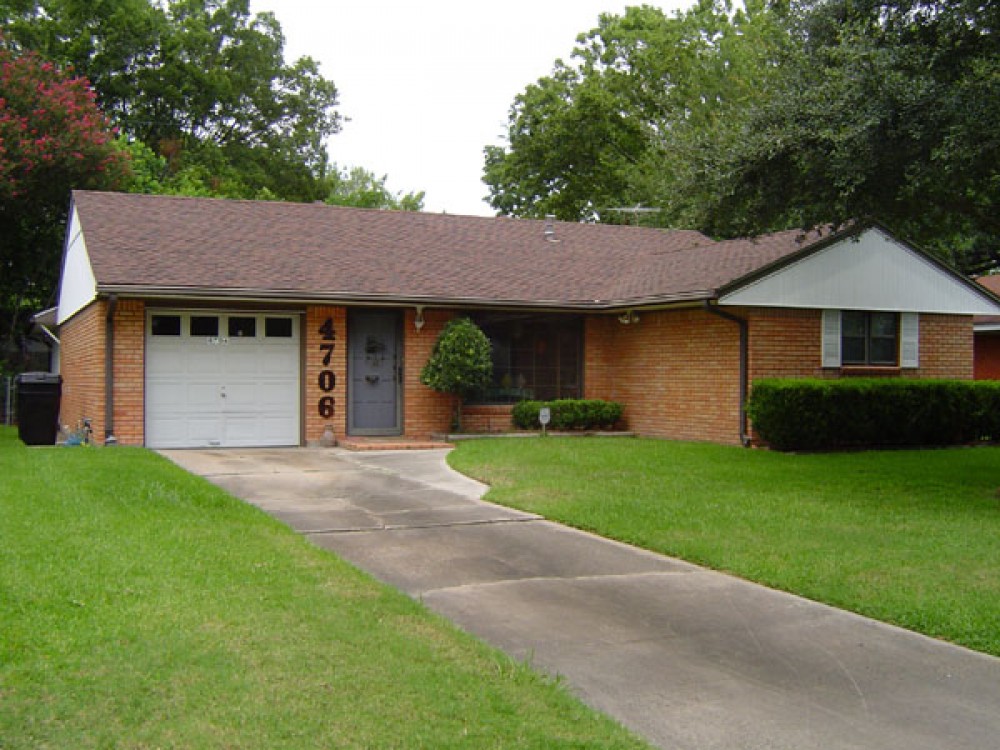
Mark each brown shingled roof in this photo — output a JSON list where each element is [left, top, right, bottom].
[[975, 275, 1000, 326], [71, 190, 816, 309], [977, 275, 1000, 296]]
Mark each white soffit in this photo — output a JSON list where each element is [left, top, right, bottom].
[[56, 206, 98, 324], [719, 228, 1000, 314]]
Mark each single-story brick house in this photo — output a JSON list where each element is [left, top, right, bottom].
[[54, 190, 1000, 448], [974, 275, 1000, 379]]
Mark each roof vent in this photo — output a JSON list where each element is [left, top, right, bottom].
[[544, 214, 559, 242]]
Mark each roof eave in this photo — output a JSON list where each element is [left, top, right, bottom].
[[95, 284, 716, 312]]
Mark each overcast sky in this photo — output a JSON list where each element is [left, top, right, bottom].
[[248, 0, 692, 216]]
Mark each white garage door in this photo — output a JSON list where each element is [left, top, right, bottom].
[[146, 311, 300, 448]]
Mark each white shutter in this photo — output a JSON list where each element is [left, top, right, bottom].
[[821, 309, 841, 367], [900, 312, 919, 368]]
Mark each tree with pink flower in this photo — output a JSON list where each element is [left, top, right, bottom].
[[0, 35, 129, 369]]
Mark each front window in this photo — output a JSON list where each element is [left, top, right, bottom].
[[471, 314, 583, 403], [842, 311, 899, 366]]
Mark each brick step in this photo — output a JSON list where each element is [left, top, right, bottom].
[[338, 437, 453, 451]]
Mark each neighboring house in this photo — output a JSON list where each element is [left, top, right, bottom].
[[29, 307, 61, 374], [54, 190, 1000, 448], [974, 275, 1000, 379]]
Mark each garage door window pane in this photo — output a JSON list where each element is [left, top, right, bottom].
[[190, 316, 219, 337], [265, 318, 293, 338], [229, 317, 256, 338], [151, 315, 181, 336]]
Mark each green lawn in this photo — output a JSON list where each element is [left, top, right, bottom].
[[0, 428, 649, 749], [449, 437, 1000, 656]]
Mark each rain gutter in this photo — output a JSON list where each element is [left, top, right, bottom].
[[94, 284, 716, 312], [703, 301, 750, 447], [104, 294, 117, 445]]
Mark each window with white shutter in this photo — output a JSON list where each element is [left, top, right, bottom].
[[821, 310, 918, 368]]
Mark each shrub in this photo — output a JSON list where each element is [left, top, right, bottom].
[[420, 318, 492, 430], [748, 378, 1000, 451], [511, 399, 624, 431]]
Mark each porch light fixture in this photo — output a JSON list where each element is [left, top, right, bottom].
[[414, 306, 425, 331], [618, 310, 640, 325]]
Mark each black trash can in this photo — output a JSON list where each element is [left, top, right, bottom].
[[16, 372, 62, 446]]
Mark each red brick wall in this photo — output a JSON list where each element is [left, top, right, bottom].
[[58, 300, 107, 440], [304, 306, 347, 444], [64, 301, 978, 447], [580, 307, 975, 445], [303, 306, 456, 441], [743, 307, 824, 380], [739, 308, 973, 381], [584, 308, 743, 444], [583, 315, 616, 399], [64, 302, 460, 446], [58, 298, 145, 446], [460, 404, 514, 433], [111, 299, 145, 445], [919, 314, 973, 379], [974, 332, 1000, 379]]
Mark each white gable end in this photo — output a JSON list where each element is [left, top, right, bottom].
[[56, 206, 98, 324], [719, 228, 1000, 315]]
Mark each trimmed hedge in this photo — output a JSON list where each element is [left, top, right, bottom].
[[511, 399, 624, 431], [748, 378, 1000, 451]]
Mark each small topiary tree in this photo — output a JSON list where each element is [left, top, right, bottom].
[[420, 317, 493, 431]]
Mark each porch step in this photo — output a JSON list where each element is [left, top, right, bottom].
[[338, 437, 453, 451]]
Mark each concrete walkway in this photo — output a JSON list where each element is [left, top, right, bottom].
[[161, 447, 1000, 750]]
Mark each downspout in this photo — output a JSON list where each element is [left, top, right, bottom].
[[104, 295, 118, 445], [703, 301, 751, 447]]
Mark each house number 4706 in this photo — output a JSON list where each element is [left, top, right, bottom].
[[317, 317, 336, 418]]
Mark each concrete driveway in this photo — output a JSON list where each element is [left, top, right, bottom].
[[162, 447, 1000, 750]]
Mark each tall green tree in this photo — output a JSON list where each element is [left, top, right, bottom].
[[483, 0, 790, 225], [1, 0, 342, 201], [0, 38, 129, 367], [682, 0, 1000, 272], [485, 0, 998, 273], [324, 165, 425, 211]]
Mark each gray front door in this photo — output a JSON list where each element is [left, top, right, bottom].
[[348, 310, 403, 435]]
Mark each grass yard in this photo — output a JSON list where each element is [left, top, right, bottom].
[[449, 437, 1000, 657], [0, 427, 649, 749]]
